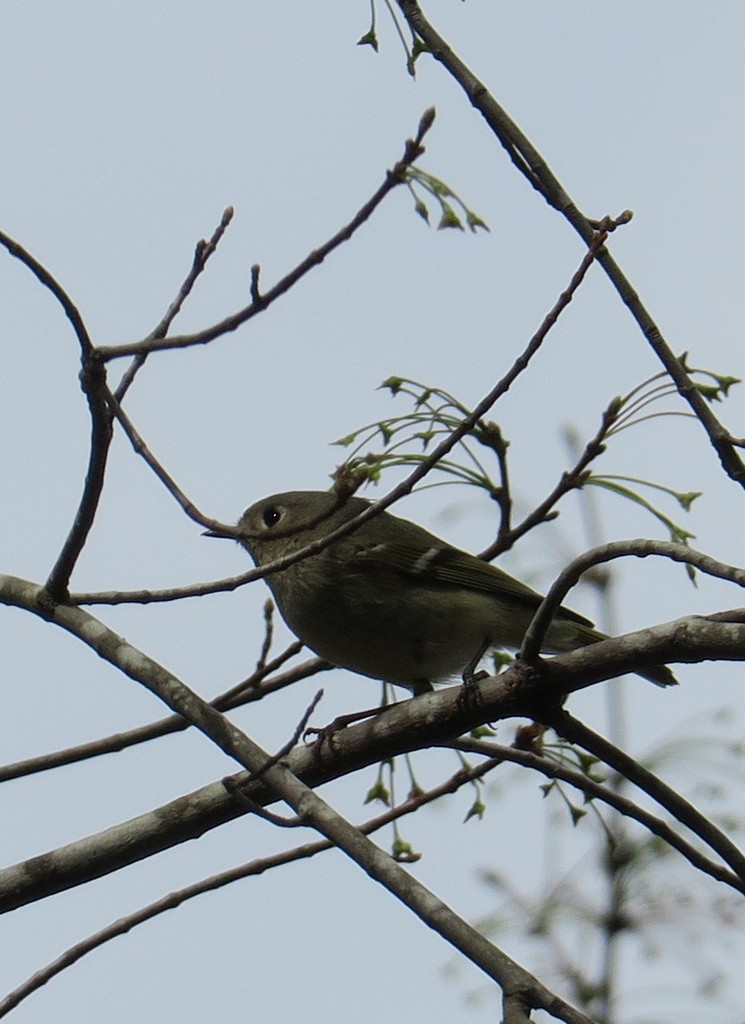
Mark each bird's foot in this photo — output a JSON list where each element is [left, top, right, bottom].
[[303, 704, 389, 747], [457, 641, 489, 710]]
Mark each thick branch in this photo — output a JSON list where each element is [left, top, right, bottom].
[[0, 573, 593, 1022], [3, 572, 745, 911], [0, 757, 501, 1019]]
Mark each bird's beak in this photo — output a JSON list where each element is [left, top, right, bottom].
[[202, 525, 238, 539]]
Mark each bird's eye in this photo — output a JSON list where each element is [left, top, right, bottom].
[[262, 506, 282, 528]]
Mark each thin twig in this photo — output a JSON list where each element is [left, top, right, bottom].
[[115, 206, 234, 402], [0, 645, 321, 784], [480, 395, 620, 559], [522, 539, 745, 663], [72, 216, 616, 607], [4, 209, 236, 599], [95, 109, 437, 361], [544, 709, 745, 883], [242, 689, 325, 782], [0, 230, 92, 354], [70, 573, 258, 605], [104, 387, 214, 524], [256, 599, 275, 670], [449, 738, 745, 894], [0, 232, 111, 600]]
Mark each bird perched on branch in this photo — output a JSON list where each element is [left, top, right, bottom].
[[207, 490, 676, 693]]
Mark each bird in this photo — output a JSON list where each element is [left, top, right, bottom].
[[210, 489, 676, 693]]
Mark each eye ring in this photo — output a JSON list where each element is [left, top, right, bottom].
[[262, 506, 282, 528]]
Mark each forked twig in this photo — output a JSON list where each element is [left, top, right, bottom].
[[95, 109, 437, 361]]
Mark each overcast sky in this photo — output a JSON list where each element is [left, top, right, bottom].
[[2, 4, 745, 1022]]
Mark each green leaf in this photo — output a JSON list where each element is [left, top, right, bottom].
[[588, 476, 697, 547], [414, 198, 430, 223], [333, 431, 358, 448], [569, 804, 587, 826], [364, 779, 390, 805], [470, 724, 496, 739], [466, 209, 490, 232], [437, 204, 464, 230], [464, 799, 486, 822], [392, 836, 421, 861], [576, 751, 602, 775], [381, 376, 404, 394], [356, 29, 379, 51], [379, 423, 393, 446], [712, 373, 740, 396], [694, 382, 723, 402], [678, 490, 703, 511]]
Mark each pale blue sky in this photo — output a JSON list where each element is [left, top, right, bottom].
[[2, 4, 745, 1022]]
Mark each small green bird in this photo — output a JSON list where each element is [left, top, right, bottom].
[[212, 490, 675, 693]]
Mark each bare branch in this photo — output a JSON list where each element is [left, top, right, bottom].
[[0, 232, 112, 599], [481, 395, 620, 559], [243, 688, 325, 782], [450, 739, 745, 894], [44, 359, 113, 599], [114, 206, 234, 402], [0, 573, 596, 1022], [0, 232, 117, 601], [104, 387, 215, 525], [522, 539, 745, 663], [0, 229, 93, 355], [5, 571, 745, 909], [0, 646, 324, 784], [94, 109, 436, 361], [70, 573, 257, 605], [395, 0, 745, 488], [21, 209, 237, 598], [256, 599, 275, 671], [0, 756, 501, 1020], [543, 709, 745, 884], [71, 218, 619, 606], [502, 992, 536, 1024]]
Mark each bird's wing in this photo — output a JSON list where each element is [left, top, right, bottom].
[[358, 539, 594, 628]]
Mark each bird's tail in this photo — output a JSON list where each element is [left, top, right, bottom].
[[547, 619, 677, 688]]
